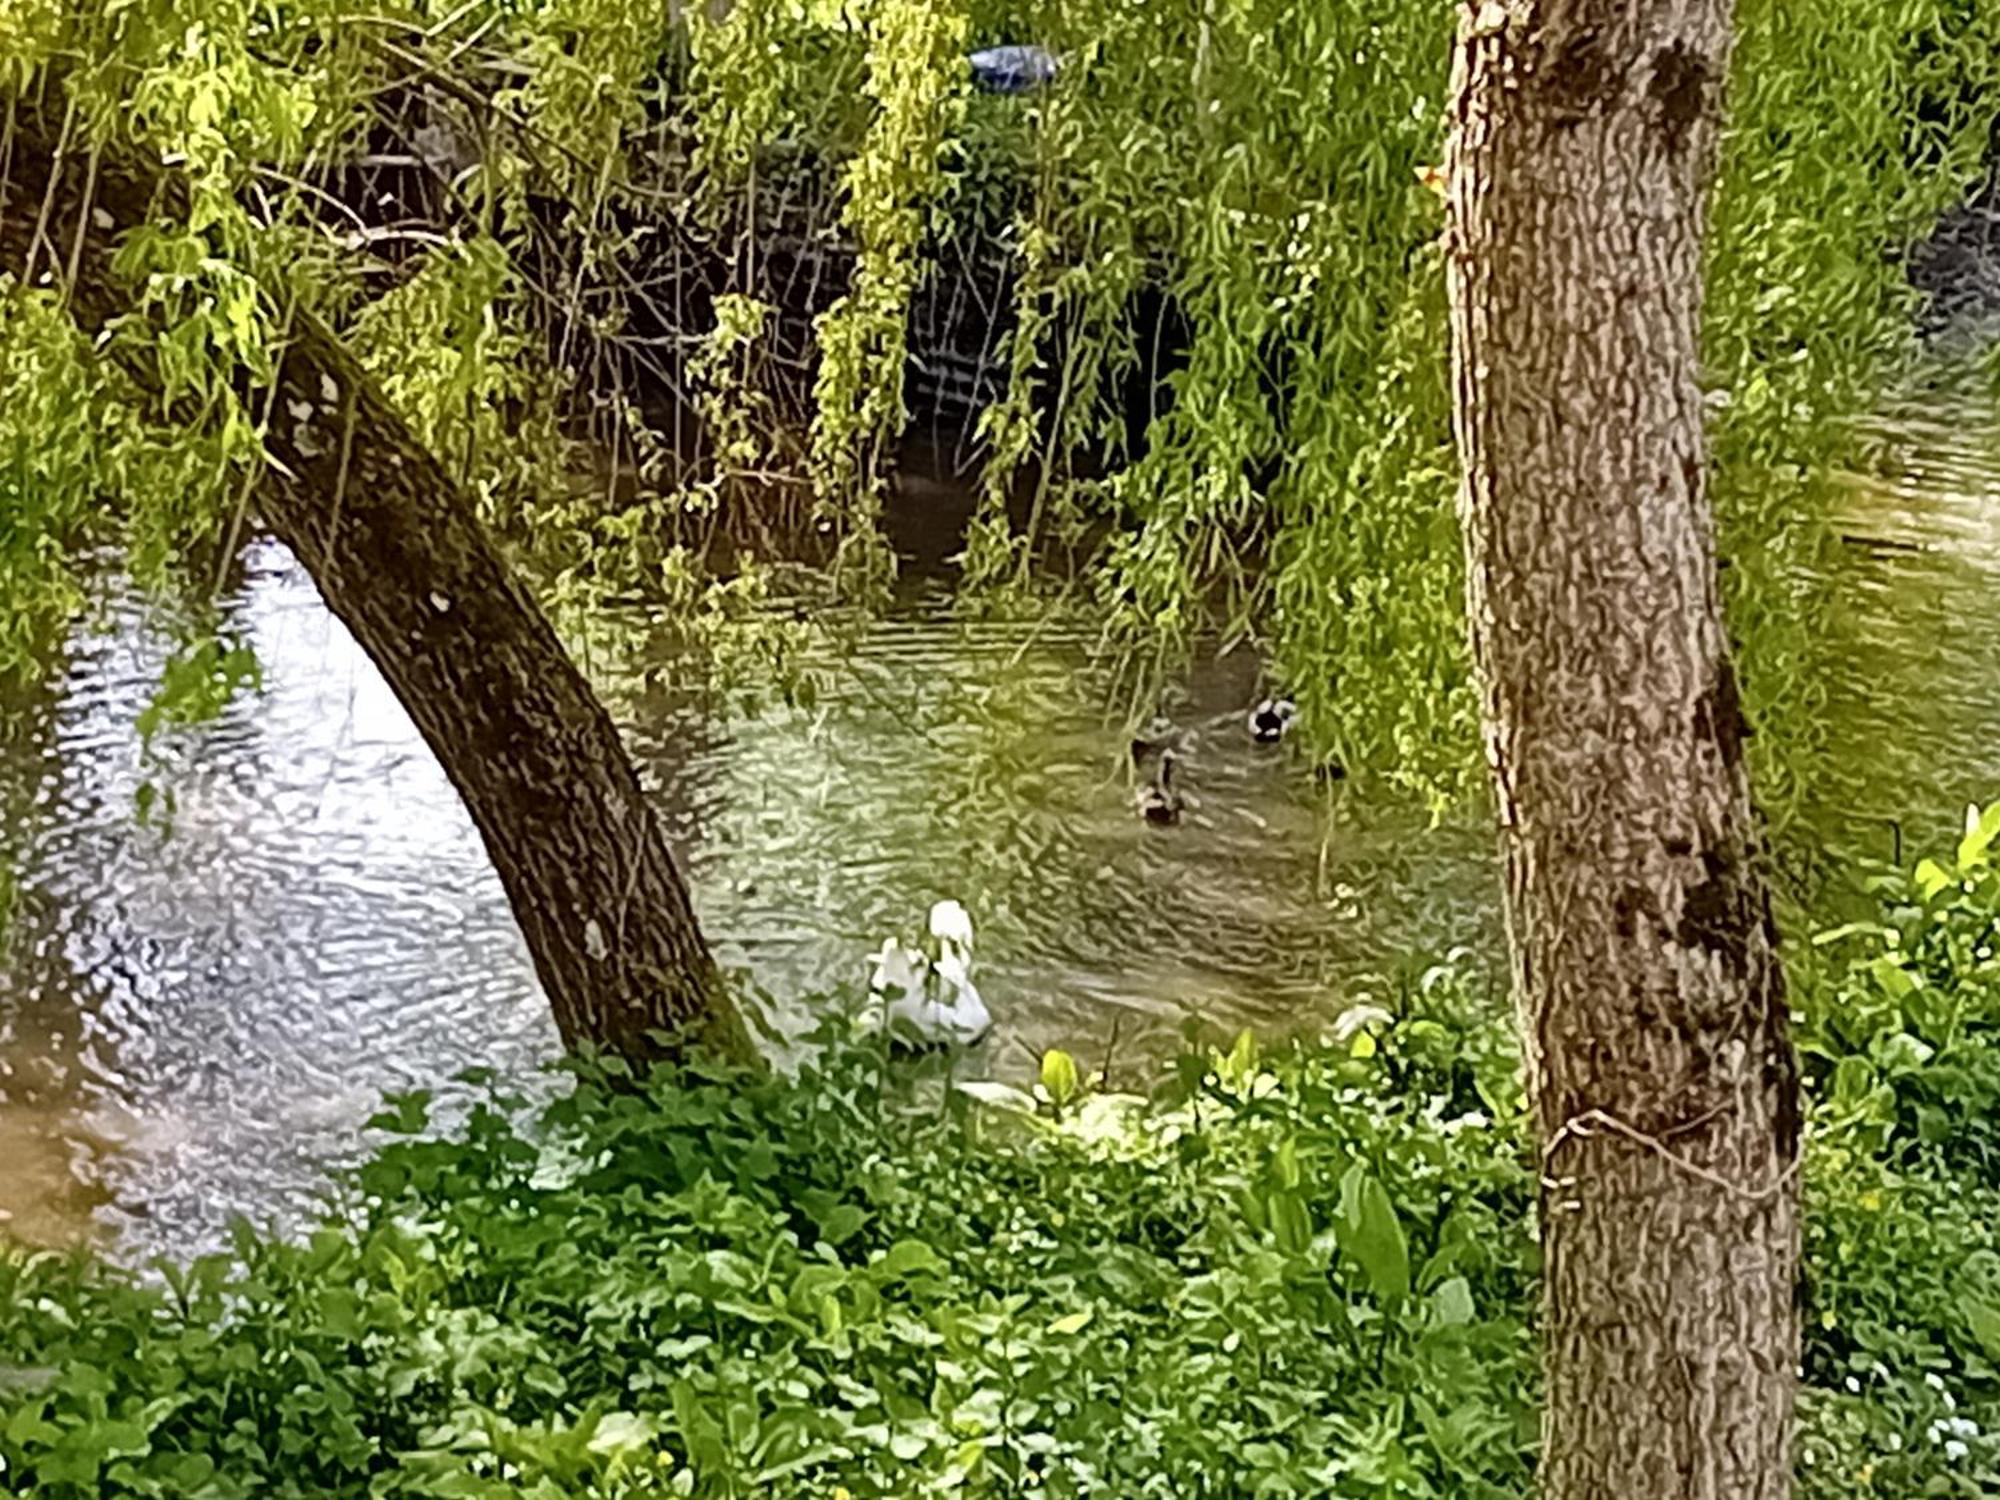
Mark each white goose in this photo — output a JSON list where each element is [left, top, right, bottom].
[[864, 899, 993, 1048]]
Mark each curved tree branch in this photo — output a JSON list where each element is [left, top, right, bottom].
[[0, 89, 748, 1064]]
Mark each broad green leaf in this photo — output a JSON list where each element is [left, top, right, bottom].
[[1914, 859, 1954, 901], [1831, 1055, 1875, 1105], [1869, 957, 1919, 1002], [874, 1239, 941, 1279], [1339, 1170, 1410, 1303], [818, 1203, 867, 1246], [1430, 1276, 1475, 1327], [1268, 1190, 1313, 1255], [1040, 1049, 1080, 1108], [1225, 1029, 1258, 1084], [4, 1394, 56, 1447], [1965, 1298, 2000, 1364], [1962, 802, 2000, 870]]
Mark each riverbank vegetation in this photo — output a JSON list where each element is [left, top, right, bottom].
[[6, 0, 2000, 1491], [3, 815, 2000, 1496]]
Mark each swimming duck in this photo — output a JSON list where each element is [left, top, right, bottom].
[[1247, 696, 1299, 744], [864, 899, 993, 1048], [1136, 748, 1184, 826], [1129, 714, 1181, 769]]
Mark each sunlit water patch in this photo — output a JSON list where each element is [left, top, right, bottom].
[[8, 364, 2000, 1261], [0, 542, 1496, 1258]]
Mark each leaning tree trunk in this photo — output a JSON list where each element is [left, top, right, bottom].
[[1, 98, 746, 1065], [1443, 3, 1800, 1495]]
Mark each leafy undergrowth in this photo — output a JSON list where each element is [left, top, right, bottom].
[[0, 999, 1537, 1498], [11, 820, 2000, 1495]]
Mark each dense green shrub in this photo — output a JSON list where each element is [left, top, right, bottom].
[[1793, 806, 2000, 1496], [0, 994, 1537, 1497], [15, 810, 2000, 1496]]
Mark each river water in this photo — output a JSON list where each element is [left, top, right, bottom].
[[2, 370, 1999, 1259]]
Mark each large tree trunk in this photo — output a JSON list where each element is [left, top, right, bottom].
[[1, 99, 746, 1064], [1442, 3, 1799, 1494]]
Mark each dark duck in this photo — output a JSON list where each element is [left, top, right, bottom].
[[1247, 695, 1298, 744], [1129, 714, 1182, 766], [1135, 747, 1185, 826]]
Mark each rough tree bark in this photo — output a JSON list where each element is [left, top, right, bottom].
[[1443, 2, 1799, 1494], [0, 97, 747, 1064]]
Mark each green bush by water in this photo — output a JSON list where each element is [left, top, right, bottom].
[[11, 816, 2000, 1495]]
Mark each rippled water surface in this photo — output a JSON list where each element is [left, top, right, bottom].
[[6, 368, 2000, 1259], [0, 537, 1498, 1256]]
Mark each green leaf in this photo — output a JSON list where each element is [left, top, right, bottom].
[[818, 1203, 867, 1246], [1039, 1049, 1080, 1108], [1961, 802, 2000, 870], [164, 1453, 217, 1488], [364, 1091, 432, 1136], [670, 1380, 728, 1475], [1869, 958, 1919, 1002], [1430, 1276, 1475, 1327], [1270, 1138, 1302, 1191], [874, 1239, 941, 1280], [1831, 1055, 1875, 1105], [1268, 1190, 1313, 1255], [5, 1394, 57, 1447], [1225, 1029, 1258, 1085], [1964, 1298, 2000, 1364], [1048, 1309, 1094, 1335], [587, 1411, 657, 1457], [1338, 1169, 1410, 1303], [320, 1288, 362, 1341]]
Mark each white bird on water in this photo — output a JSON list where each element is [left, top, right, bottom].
[[865, 899, 993, 1048]]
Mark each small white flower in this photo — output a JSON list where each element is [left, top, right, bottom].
[[1946, 1439, 1970, 1462], [1844, 1376, 1861, 1394]]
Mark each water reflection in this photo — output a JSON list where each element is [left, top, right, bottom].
[[8, 364, 1998, 1261], [0, 538, 1499, 1258], [1818, 362, 2000, 862], [0, 546, 551, 1253]]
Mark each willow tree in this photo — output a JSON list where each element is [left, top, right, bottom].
[[0, 92, 744, 1065], [1443, 1, 1800, 1493]]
